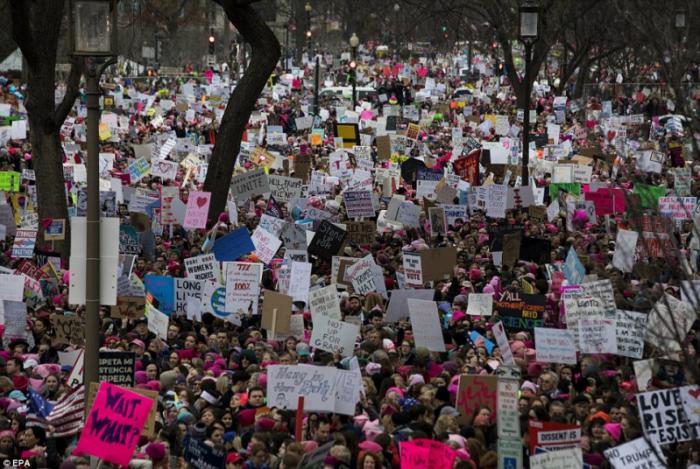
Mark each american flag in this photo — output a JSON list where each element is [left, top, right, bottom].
[[26, 385, 85, 438]]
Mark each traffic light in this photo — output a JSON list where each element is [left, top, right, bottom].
[[208, 30, 216, 54]]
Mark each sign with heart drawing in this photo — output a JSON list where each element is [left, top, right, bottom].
[[183, 191, 211, 229]]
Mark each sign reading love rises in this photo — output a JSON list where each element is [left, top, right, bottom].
[[74, 382, 154, 467], [183, 191, 211, 229]]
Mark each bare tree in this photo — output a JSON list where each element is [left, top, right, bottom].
[[203, 0, 281, 219]]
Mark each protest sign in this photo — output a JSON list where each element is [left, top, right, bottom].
[[563, 247, 585, 285], [98, 352, 136, 386], [400, 439, 458, 469], [183, 191, 211, 229], [658, 196, 696, 220], [184, 253, 220, 281], [408, 299, 445, 352], [268, 174, 303, 202], [261, 290, 292, 336], [604, 437, 665, 469], [456, 375, 497, 424], [419, 247, 457, 281], [224, 262, 262, 315], [637, 388, 699, 445], [111, 296, 146, 319], [212, 227, 255, 262], [530, 447, 583, 469], [497, 379, 521, 439], [612, 229, 638, 272], [183, 436, 225, 469], [345, 220, 375, 245], [580, 280, 616, 318], [308, 221, 347, 259], [44, 219, 66, 241], [230, 168, 270, 202], [343, 190, 375, 218], [74, 382, 153, 467], [615, 310, 647, 358], [143, 275, 175, 314], [493, 322, 515, 366], [0, 273, 24, 302], [175, 278, 202, 315], [535, 327, 577, 364], [647, 294, 695, 353], [579, 316, 617, 354], [528, 420, 581, 452], [466, 293, 493, 316], [85, 383, 158, 439], [127, 157, 151, 183], [266, 365, 360, 414], [309, 284, 341, 320], [403, 253, 423, 287], [119, 225, 140, 255], [12, 229, 37, 258], [310, 313, 360, 357], [385, 289, 435, 322], [496, 291, 546, 330], [251, 226, 282, 264], [428, 206, 447, 237], [52, 315, 84, 347], [145, 301, 170, 339], [287, 261, 312, 302], [680, 385, 700, 426]]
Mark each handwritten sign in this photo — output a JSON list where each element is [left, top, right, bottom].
[[403, 253, 423, 287], [268, 175, 303, 202], [182, 191, 211, 229], [534, 327, 577, 364], [308, 285, 341, 320], [604, 437, 665, 469], [127, 157, 151, 183], [308, 221, 346, 260], [224, 262, 261, 315], [310, 313, 359, 357], [74, 382, 154, 467], [343, 190, 375, 218], [637, 388, 699, 445], [230, 168, 270, 202], [456, 375, 497, 424], [530, 447, 583, 469], [466, 293, 493, 316], [346, 220, 375, 245], [52, 315, 84, 347], [251, 226, 282, 264], [400, 439, 458, 469], [615, 310, 647, 358]]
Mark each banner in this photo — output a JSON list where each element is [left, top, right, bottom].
[[74, 382, 154, 467]]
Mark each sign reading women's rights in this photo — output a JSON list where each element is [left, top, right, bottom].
[[74, 382, 154, 467]]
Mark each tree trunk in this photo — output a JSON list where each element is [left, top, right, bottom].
[[10, 0, 82, 258], [204, 0, 281, 220]]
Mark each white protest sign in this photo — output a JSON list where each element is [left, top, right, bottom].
[[402, 253, 423, 287], [493, 322, 514, 366], [580, 280, 616, 318], [145, 302, 169, 340], [615, 310, 647, 359], [535, 327, 577, 364], [408, 298, 445, 352], [310, 313, 360, 357], [224, 262, 262, 315], [0, 274, 25, 302], [637, 388, 700, 445], [230, 168, 271, 202], [308, 285, 341, 320], [604, 437, 665, 469], [466, 293, 492, 316], [612, 229, 638, 273], [647, 294, 695, 353], [184, 253, 220, 281], [287, 261, 312, 303], [486, 184, 507, 218], [174, 278, 202, 316], [268, 175, 303, 202], [251, 226, 282, 264], [530, 448, 583, 469], [679, 385, 700, 427]]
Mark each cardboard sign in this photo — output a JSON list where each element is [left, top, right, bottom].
[[308, 221, 346, 259], [346, 220, 375, 245], [74, 382, 154, 467], [183, 191, 211, 229], [310, 313, 360, 357], [456, 375, 497, 424], [52, 316, 84, 347], [408, 298, 445, 352], [261, 290, 292, 335], [418, 247, 456, 282], [111, 296, 146, 319], [637, 388, 699, 445]]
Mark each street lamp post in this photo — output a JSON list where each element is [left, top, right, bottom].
[[69, 0, 117, 388], [349, 33, 359, 110], [519, 1, 539, 185]]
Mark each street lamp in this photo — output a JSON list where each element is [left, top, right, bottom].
[[519, 0, 538, 185], [68, 0, 117, 389], [305, 2, 312, 57], [349, 33, 359, 110]]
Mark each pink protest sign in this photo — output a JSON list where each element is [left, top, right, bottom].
[[183, 191, 211, 229], [400, 439, 458, 469], [584, 188, 625, 215], [74, 382, 154, 467]]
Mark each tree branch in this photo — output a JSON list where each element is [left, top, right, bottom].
[[54, 57, 85, 130], [8, 0, 37, 66]]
